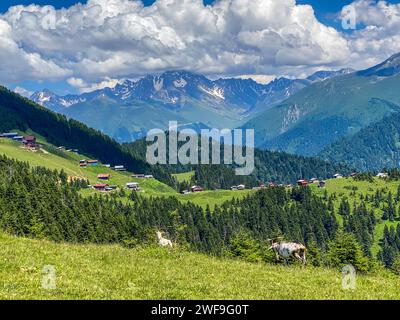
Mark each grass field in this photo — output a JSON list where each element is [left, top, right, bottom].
[[173, 171, 195, 183], [1, 232, 399, 300]]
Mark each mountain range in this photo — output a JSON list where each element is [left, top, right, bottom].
[[30, 69, 352, 142], [28, 52, 400, 173], [243, 53, 400, 156]]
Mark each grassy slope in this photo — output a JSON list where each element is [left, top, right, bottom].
[[1, 232, 399, 300], [172, 171, 195, 183], [0, 137, 175, 196]]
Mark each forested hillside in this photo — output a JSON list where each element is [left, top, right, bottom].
[[0, 86, 175, 186], [320, 112, 400, 171], [125, 137, 352, 186]]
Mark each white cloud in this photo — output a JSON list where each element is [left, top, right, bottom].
[[341, 0, 400, 69], [13, 86, 33, 98], [67, 77, 120, 93], [0, 18, 70, 84], [235, 74, 276, 84], [0, 0, 399, 88], [0, 0, 354, 86]]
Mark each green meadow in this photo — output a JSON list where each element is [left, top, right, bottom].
[[1, 232, 399, 300]]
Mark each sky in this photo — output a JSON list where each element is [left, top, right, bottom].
[[1, 0, 400, 95]]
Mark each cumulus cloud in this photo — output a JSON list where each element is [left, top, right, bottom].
[[0, 0, 354, 86], [342, 0, 400, 69], [0, 0, 399, 89], [13, 86, 33, 98], [67, 76, 120, 93], [0, 18, 70, 84]]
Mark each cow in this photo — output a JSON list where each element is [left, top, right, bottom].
[[269, 238, 307, 266]]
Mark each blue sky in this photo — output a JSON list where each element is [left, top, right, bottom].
[[1, 0, 400, 95]]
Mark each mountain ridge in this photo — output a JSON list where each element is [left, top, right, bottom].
[[29, 69, 353, 142], [242, 53, 400, 156]]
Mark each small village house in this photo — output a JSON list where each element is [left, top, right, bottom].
[[145, 175, 154, 179], [94, 184, 108, 191], [191, 185, 203, 193], [79, 159, 87, 167], [23, 136, 37, 149], [97, 174, 111, 180], [297, 180, 309, 187], [126, 182, 140, 190], [114, 165, 126, 171], [319, 180, 327, 188], [377, 172, 389, 179], [12, 136, 24, 142], [87, 160, 99, 166], [1, 132, 18, 138], [333, 173, 343, 179], [132, 174, 145, 178]]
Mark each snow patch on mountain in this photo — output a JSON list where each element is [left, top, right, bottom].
[[199, 85, 225, 100], [153, 78, 164, 92], [173, 78, 187, 88]]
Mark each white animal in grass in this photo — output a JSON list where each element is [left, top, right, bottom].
[[269, 238, 307, 266], [156, 231, 173, 248]]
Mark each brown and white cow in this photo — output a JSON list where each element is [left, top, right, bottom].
[[269, 239, 307, 266]]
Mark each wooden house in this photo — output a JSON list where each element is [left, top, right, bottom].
[[94, 184, 108, 191], [132, 174, 145, 178], [191, 186, 203, 193], [1, 132, 18, 138], [97, 174, 111, 180], [23, 136, 37, 148], [87, 160, 98, 166], [12, 136, 24, 142], [297, 180, 309, 187], [377, 172, 389, 179], [126, 182, 140, 190]]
